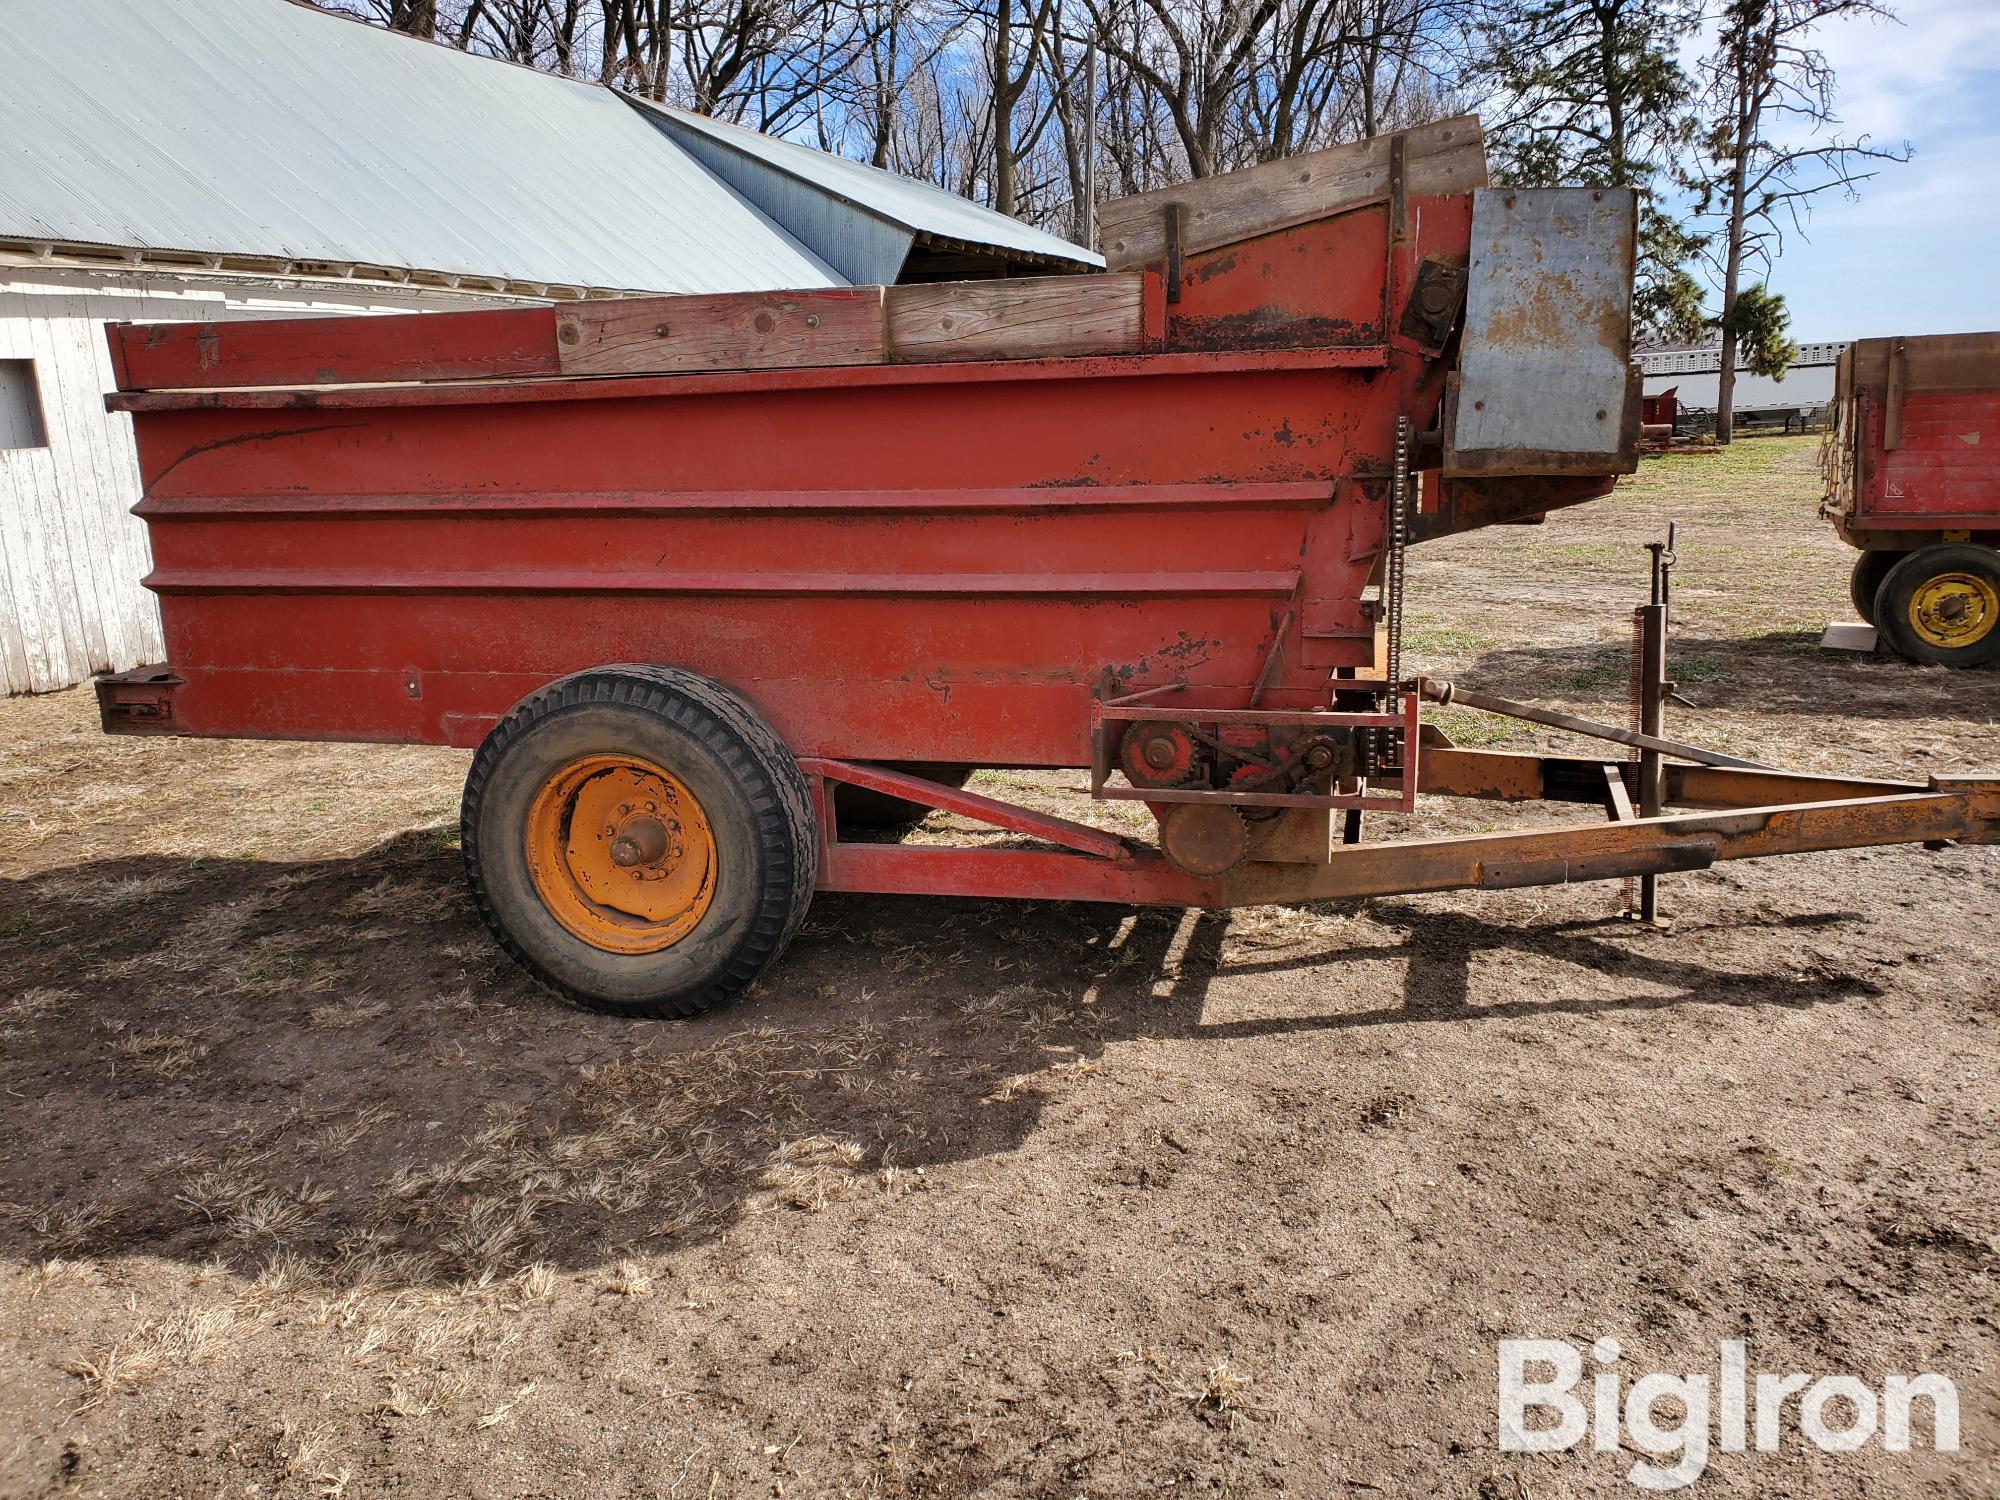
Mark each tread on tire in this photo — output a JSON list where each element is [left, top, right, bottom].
[[460, 665, 816, 1018]]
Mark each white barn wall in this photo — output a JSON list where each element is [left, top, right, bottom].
[[0, 268, 519, 694]]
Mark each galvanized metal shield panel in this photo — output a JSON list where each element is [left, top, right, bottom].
[[1445, 187, 1638, 476]]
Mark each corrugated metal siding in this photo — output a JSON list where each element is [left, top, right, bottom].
[[0, 0, 842, 295], [0, 270, 515, 695], [633, 102, 1103, 272]]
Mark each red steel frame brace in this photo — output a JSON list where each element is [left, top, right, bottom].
[[800, 754, 2000, 910]]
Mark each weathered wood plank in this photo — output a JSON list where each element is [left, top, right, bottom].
[[1884, 338, 1907, 450], [555, 288, 886, 376], [1098, 116, 1487, 271], [1846, 332, 2000, 395], [885, 274, 1152, 362]]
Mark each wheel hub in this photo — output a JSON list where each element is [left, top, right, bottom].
[[525, 756, 716, 953], [1910, 572, 1998, 649]]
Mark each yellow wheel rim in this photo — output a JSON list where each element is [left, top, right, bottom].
[[525, 755, 716, 954], [1908, 572, 1999, 649]]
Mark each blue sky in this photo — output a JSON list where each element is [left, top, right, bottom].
[[1742, 0, 2000, 340]]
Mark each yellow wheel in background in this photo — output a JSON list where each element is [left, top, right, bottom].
[[1877, 544, 2000, 668], [1907, 571, 1998, 651], [525, 754, 716, 954]]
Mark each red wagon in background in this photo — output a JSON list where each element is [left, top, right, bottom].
[[1823, 332, 2000, 666], [95, 121, 2000, 1017]]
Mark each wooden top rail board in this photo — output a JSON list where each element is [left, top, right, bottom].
[[554, 274, 1161, 377], [554, 287, 887, 375], [1841, 332, 2000, 395], [107, 273, 1164, 391], [1098, 116, 1486, 271], [888, 276, 1158, 362]]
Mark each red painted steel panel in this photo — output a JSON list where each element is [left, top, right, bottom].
[[108, 306, 562, 390], [1852, 390, 2000, 524], [1171, 203, 1398, 349], [128, 370, 1379, 497], [104, 190, 1617, 786]]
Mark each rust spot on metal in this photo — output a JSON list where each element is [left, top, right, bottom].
[[1170, 311, 1368, 352], [1160, 802, 1250, 875], [1108, 632, 1222, 686]]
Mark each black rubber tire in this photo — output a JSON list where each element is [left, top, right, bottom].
[[1874, 544, 2000, 668], [1848, 550, 1904, 626], [834, 763, 974, 832], [461, 665, 816, 1018]]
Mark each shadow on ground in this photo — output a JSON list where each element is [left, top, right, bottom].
[[1461, 633, 2000, 716], [0, 833, 1878, 1291]]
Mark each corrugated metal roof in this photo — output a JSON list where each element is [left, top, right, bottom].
[[635, 103, 1103, 272], [0, 0, 842, 294]]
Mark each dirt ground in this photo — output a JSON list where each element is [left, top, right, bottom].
[[1, 436, 1996, 1499]]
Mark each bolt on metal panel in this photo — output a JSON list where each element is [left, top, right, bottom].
[[1446, 187, 1639, 477]]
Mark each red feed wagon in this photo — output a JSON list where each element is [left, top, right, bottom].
[[1823, 332, 2000, 665], [96, 120, 2000, 1017]]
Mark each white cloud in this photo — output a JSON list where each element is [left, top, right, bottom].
[[1813, 0, 2000, 145], [1678, 0, 2000, 337]]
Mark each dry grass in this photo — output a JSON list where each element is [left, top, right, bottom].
[[2, 1201, 108, 1254], [67, 1305, 245, 1412], [306, 998, 391, 1029], [110, 1029, 211, 1079], [1171, 1357, 1260, 1421], [4, 987, 74, 1025], [27, 1257, 97, 1296]]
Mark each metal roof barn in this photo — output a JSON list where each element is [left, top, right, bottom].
[[632, 102, 1105, 284], [0, 0, 1099, 697], [0, 0, 1095, 296]]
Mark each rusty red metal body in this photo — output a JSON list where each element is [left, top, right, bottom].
[[105, 190, 1550, 766], [1822, 333, 2000, 665], [95, 135, 2000, 938], [1825, 333, 2000, 548]]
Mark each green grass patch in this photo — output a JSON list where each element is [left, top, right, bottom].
[[1424, 707, 1529, 747], [1670, 651, 1738, 686], [1554, 656, 1628, 692], [1404, 623, 1500, 656]]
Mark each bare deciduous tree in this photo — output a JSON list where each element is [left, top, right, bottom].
[[1697, 0, 1908, 440]]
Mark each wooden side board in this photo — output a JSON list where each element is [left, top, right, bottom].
[[1844, 332, 2000, 396], [554, 287, 887, 376], [1098, 116, 1487, 271], [107, 306, 562, 390], [554, 273, 1161, 377], [887, 277, 1152, 362], [107, 272, 1163, 391]]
